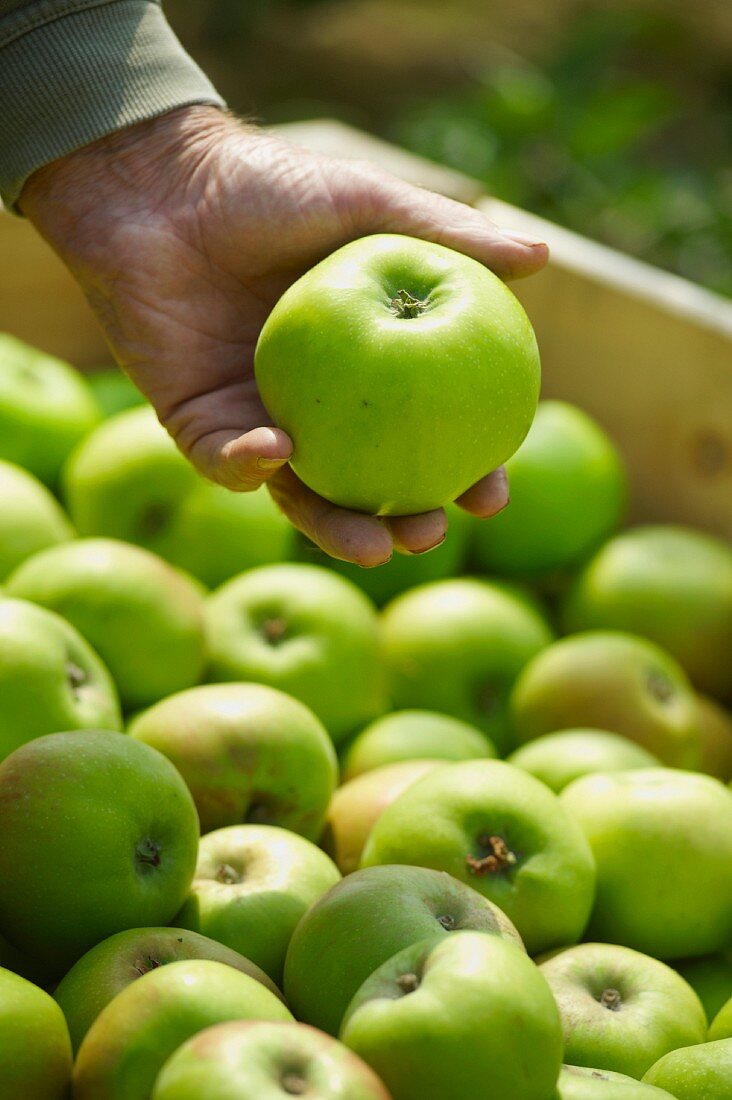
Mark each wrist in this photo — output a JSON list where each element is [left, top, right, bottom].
[[20, 105, 236, 262]]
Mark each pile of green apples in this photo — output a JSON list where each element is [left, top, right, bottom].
[[0, 322, 731, 1100]]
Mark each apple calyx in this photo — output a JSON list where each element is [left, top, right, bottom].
[[215, 862, 243, 885], [466, 834, 518, 877], [261, 616, 289, 646], [436, 914, 456, 931], [281, 1071, 308, 1095], [133, 955, 163, 976], [646, 668, 675, 703], [135, 838, 163, 871], [396, 971, 420, 995], [137, 500, 173, 539], [598, 987, 623, 1011], [389, 289, 429, 319], [66, 660, 87, 695]]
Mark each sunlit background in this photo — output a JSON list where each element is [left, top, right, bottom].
[[166, 0, 732, 298]]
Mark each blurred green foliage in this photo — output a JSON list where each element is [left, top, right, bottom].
[[389, 10, 732, 296]]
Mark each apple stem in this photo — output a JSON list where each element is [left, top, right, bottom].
[[646, 668, 675, 703], [66, 661, 87, 695], [390, 289, 427, 319], [281, 1072, 308, 1095], [215, 862, 242, 885], [467, 835, 518, 877], [261, 616, 288, 645]]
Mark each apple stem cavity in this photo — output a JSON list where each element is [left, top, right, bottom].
[[389, 288, 428, 319], [281, 1071, 308, 1095], [135, 838, 163, 871], [66, 660, 87, 695], [396, 971, 421, 995], [133, 955, 163, 976], [467, 834, 518, 877], [215, 862, 243, 885], [261, 616, 289, 646], [598, 988, 623, 1011], [646, 668, 675, 703]]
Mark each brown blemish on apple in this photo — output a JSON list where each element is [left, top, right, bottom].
[[466, 834, 517, 876], [598, 987, 622, 1011]]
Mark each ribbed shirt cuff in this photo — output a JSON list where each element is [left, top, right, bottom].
[[0, 0, 225, 209]]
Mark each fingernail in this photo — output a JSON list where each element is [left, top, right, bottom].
[[257, 456, 287, 471], [414, 534, 447, 556], [500, 229, 547, 248], [496, 495, 511, 515]]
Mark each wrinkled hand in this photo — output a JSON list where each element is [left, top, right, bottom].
[[21, 107, 548, 566]]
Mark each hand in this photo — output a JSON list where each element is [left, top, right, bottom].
[[21, 107, 548, 567]]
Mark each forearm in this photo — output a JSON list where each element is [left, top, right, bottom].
[[0, 0, 224, 210]]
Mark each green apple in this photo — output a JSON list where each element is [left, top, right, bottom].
[[0, 967, 72, 1099], [175, 824, 341, 984], [0, 334, 100, 486], [507, 729, 659, 793], [560, 769, 732, 959], [63, 405, 294, 588], [563, 526, 732, 701], [694, 695, 732, 782], [86, 366, 147, 417], [674, 953, 732, 1023], [152, 1020, 392, 1100], [255, 233, 540, 515], [643, 1039, 732, 1099], [73, 959, 292, 1100], [539, 943, 706, 1079], [323, 760, 445, 874], [510, 631, 700, 767], [205, 564, 386, 743], [709, 996, 732, 1040], [0, 730, 199, 976], [0, 459, 73, 581], [341, 709, 495, 779], [283, 863, 522, 1036], [6, 537, 206, 711], [53, 926, 283, 1054], [129, 683, 338, 837], [295, 503, 474, 606], [0, 597, 122, 761], [361, 758, 595, 955], [557, 1064, 675, 1098], [341, 932, 562, 1100], [473, 401, 626, 579], [381, 577, 553, 754]]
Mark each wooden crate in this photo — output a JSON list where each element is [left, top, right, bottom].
[[2, 119, 731, 538]]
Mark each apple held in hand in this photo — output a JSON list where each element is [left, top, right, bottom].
[[255, 233, 540, 515], [0, 730, 199, 977], [539, 943, 706, 1079], [283, 863, 522, 1036], [341, 932, 563, 1100], [0, 967, 72, 1100], [152, 1021, 392, 1100], [176, 824, 341, 984], [53, 926, 283, 1054], [73, 959, 292, 1100]]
